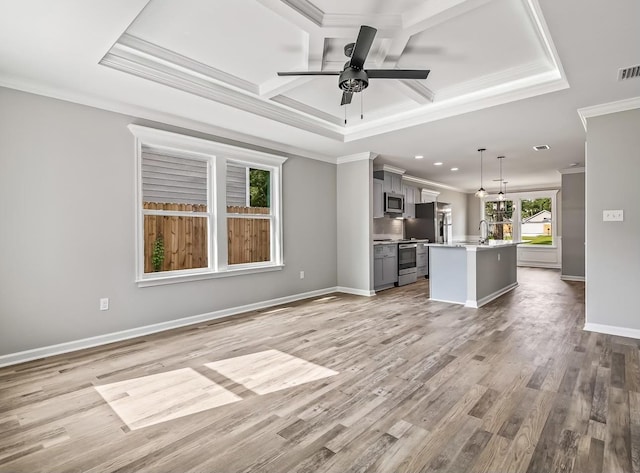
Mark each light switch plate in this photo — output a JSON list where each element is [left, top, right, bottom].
[[603, 209, 624, 222]]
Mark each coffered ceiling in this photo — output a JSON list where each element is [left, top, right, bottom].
[[1, 0, 639, 191], [100, 0, 567, 141]]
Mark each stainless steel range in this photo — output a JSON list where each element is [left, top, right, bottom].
[[396, 242, 418, 286]]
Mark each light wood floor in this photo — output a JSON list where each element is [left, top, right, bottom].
[[1, 268, 637, 472]]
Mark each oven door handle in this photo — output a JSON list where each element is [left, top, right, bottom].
[[399, 243, 418, 249]]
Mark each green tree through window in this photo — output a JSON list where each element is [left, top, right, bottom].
[[249, 169, 270, 208]]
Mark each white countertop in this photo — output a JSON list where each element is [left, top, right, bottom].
[[426, 240, 523, 250], [373, 239, 429, 246]]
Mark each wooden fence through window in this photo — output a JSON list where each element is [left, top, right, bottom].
[[143, 202, 270, 273]]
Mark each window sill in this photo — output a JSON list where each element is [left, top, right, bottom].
[[137, 264, 284, 287]]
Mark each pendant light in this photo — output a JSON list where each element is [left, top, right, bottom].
[[497, 156, 505, 201], [475, 148, 487, 198]]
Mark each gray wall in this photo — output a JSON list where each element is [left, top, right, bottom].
[[466, 193, 481, 238], [437, 188, 468, 240], [586, 108, 640, 330], [475, 246, 518, 300], [336, 159, 373, 292], [0, 87, 338, 356], [561, 171, 585, 278]]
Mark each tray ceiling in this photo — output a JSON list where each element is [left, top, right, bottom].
[[100, 0, 567, 142]]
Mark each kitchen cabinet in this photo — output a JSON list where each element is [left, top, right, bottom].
[[374, 243, 398, 290], [373, 178, 384, 218], [403, 184, 417, 218], [374, 171, 403, 194], [416, 242, 429, 278], [421, 189, 439, 203]]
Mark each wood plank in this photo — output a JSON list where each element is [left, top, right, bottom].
[[1, 268, 633, 473]]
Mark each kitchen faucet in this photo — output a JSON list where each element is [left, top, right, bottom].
[[479, 219, 489, 244]]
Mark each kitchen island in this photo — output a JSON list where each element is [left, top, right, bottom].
[[427, 241, 521, 308]]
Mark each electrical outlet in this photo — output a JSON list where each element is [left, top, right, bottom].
[[603, 210, 624, 222], [299, 271, 305, 279], [99, 298, 109, 311], [497, 253, 501, 261]]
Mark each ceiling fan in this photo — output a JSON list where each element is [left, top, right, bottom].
[[277, 25, 430, 106]]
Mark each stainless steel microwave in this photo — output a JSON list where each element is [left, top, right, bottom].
[[384, 192, 404, 214]]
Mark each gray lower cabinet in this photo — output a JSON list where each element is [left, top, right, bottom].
[[374, 244, 398, 290], [417, 243, 429, 278]]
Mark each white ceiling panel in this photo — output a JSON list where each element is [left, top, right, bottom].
[[128, 0, 307, 85], [399, 0, 549, 91]]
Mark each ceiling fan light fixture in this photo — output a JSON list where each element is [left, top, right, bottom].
[[339, 68, 369, 93]]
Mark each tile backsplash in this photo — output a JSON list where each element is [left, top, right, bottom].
[[373, 217, 403, 240]]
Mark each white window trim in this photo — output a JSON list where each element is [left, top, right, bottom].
[[129, 124, 287, 286], [482, 189, 559, 248]]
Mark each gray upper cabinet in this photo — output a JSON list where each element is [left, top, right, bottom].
[[374, 170, 403, 194], [403, 184, 417, 218]]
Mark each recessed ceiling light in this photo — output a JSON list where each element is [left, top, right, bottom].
[[434, 162, 443, 166], [533, 145, 550, 151], [451, 167, 459, 171], [415, 155, 424, 159]]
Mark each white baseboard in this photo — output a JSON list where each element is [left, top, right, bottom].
[[583, 322, 640, 340], [0, 286, 344, 368], [465, 282, 519, 308], [336, 286, 376, 297], [561, 275, 585, 282], [517, 263, 561, 269]]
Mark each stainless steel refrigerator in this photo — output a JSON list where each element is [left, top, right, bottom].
[[404, 202, 452, 243]]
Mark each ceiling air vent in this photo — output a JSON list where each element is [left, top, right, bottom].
[[618, 65, 640, 81], [533, 145, 550, 151]]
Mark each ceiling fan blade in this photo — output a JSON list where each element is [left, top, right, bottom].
[[341, 91, 353, 106], [277, 71, 341, 76], [349, 25, 377, 69], [366, 69, 430, 79]]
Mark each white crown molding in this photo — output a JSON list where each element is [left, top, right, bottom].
[[100, 41, 346, 141], [336, 152, 377, 164], [577, 96, 640, 131], [117, 34, 259, 94], [373, 164, 406, 174], [280, 0, 324, 26], [344, 70, 569, 142], [558, 167, 585, 174], [402, 174, 464, 193]]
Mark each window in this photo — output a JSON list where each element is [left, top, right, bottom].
[[130, 125, 286, 285], [484, 199, 514, 241], [226, 164, 272, 265], [520, 198, 553, 245], [482, 190, 558, 246]]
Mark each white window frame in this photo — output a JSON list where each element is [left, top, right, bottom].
[[482, 189, 559, 248], [129, 124, 286, 287]]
